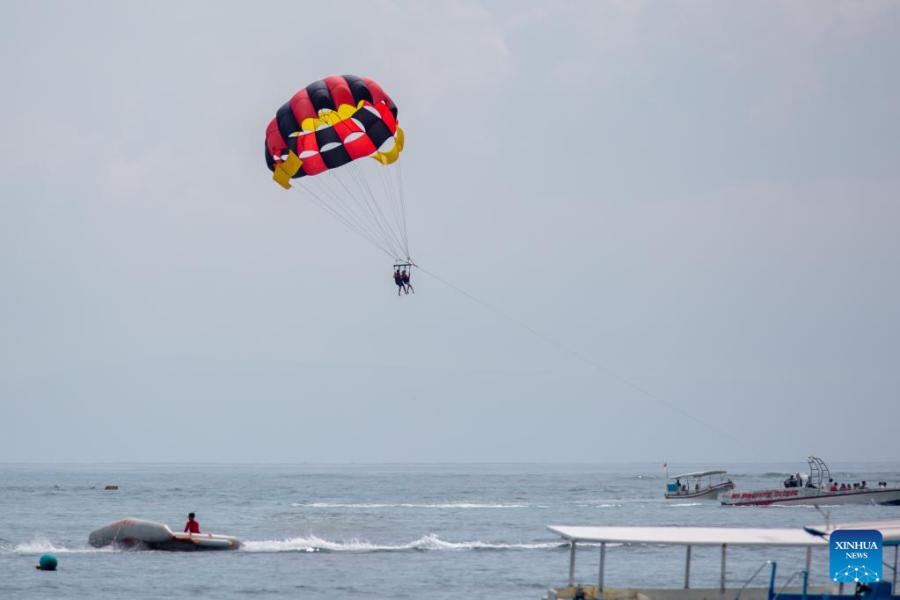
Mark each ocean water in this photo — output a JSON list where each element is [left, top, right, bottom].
[[1, 462, 898, 599]]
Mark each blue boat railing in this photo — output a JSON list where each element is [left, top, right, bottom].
[[735, 560, 775, 600], [771, 565, 809, 600], [766, 560, 897, 600]]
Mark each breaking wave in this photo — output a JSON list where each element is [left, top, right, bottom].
[[241, 533, 564, 553], [4, 535, 616, 555], [292, 502, 528, 509], [1, 538, 112, 554]]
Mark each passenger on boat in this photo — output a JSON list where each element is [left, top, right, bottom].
[[861, 481, 867, 489], [184, 512, 200, 534], [695, 483, 700, 492], [830, 482, 838, 492]]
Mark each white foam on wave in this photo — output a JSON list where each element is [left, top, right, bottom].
[[668, 502, 703, 507], [292, 502, 528, 509], [2, 538, 112, 554], [241, 533, 564, 553]]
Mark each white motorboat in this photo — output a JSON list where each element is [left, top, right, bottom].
[[665, 469, 735, 500], [722, 456, 900, 507]]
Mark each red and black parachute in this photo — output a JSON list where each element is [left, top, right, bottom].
[[264, 75, 410, 262], [265, 75, 403, 184]]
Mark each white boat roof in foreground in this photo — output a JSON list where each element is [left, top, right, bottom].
[[548, 525, 826, 547], [670, 470, 728, 479], [807, 519, 900, 545], [548, 520, 900, 594]]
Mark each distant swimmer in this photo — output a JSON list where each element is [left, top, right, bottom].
[[401, 269, 413, 294], [184, 512, 200, 534]]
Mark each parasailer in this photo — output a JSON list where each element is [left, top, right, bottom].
[[393, 267, 404, 296], [401, 268, 413, 294], [264, 75, 414, 293]]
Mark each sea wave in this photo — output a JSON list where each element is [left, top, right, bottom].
[[667, 502, 703, 507], [3, 534, 613, 555], [291, 502, 528, 509], [1, 538, 112, 554], [241, 533, 565, 553]]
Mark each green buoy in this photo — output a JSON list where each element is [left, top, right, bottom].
[[37, 553, 57, 571]]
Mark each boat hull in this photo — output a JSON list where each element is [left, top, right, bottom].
[[722, 487, 900, 507], [89, 518, 241, 551]]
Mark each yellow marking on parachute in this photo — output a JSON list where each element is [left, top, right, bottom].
[[273, 168, 292, 189], [301, 104, 360, 132], [281, 150, 302, 175], [272, 150, 303, 189], [338, 104, 357, 119], [320, 112, 341, 126], [372, 128, 405, 165]]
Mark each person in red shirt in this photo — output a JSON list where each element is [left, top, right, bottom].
[[184, 512, 200, 534]]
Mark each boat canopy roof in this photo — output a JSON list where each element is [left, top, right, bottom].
[[670, 470, 727, 479], [806, 519, 900, 546], [548, 525, 827, 547], [549, 519, 900, 547]]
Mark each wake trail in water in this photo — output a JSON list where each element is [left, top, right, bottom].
[[292, 502, 528, 509], [1, 538, 114, 554], [2, 536, 574, 555], [241, 533, 595, 553]]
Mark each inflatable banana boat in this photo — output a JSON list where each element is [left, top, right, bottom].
[[89, 518, 240, 551]]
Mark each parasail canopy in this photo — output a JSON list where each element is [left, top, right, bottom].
[[264, 75, 410, 262]]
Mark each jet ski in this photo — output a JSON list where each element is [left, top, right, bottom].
[[89, 518, 240, 551]]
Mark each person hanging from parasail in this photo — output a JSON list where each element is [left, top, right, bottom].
[[401, 268, 413, 294], [393, 268, 405, 296]]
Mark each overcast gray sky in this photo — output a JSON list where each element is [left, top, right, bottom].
[[1, 1, 898, 463]]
